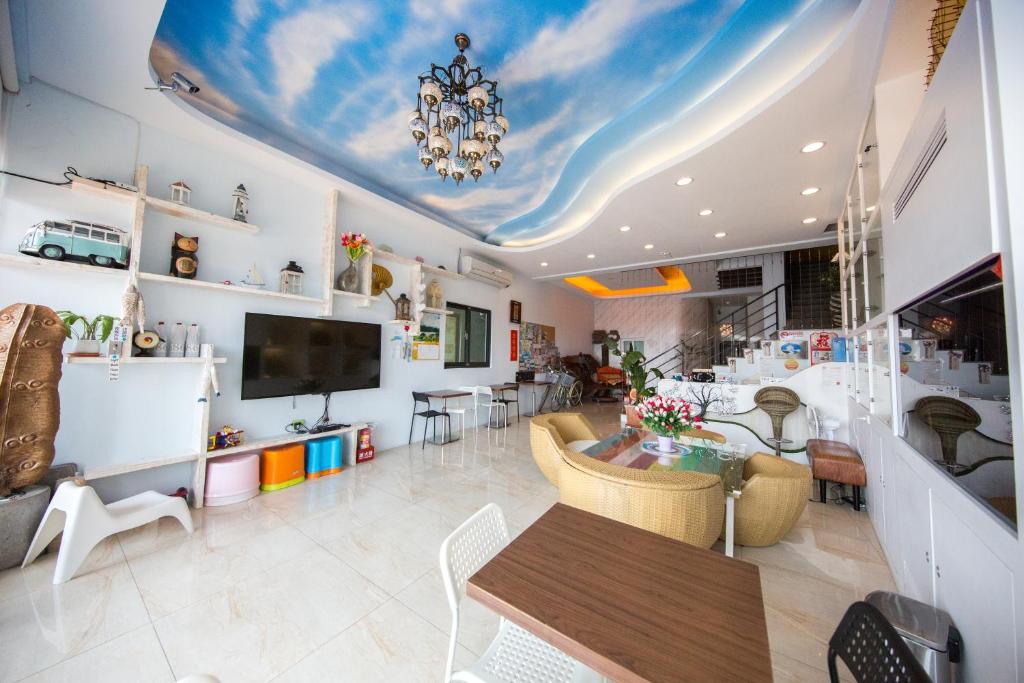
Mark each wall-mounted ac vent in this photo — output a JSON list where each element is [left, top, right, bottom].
[[459, 255, 512, 288], [893, 112, 947, 222], [823, 222, 838, 233]]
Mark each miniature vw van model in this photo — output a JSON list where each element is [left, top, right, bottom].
[[19, 219, 129, 268]]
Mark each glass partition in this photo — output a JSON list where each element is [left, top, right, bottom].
[[869, 319, 892, 425], [896, 257, 1014, 528]]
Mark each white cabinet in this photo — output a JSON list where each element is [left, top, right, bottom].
[[932, 499, 1018, 682], [893, 454, 933, 604]]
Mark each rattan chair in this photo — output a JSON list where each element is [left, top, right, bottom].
[[754, 386, 801, 455], [828, 601, 930, 683], [558, 448, 725, 549], [680, 427, 727, 444], [529, 413, 600, 486], [728, 453, 811, 547], [914, 396, 981, 469]]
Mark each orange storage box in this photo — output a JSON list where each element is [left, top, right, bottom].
[[260, 443, 305, 492]]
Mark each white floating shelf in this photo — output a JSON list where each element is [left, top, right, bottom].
[[84, 450, 200, 481], [332, 289, 378, 308], [0, 252, 129, 277], [145, 195, 260, 235], [371, 250, 463, 280], [65, 356, 227, 365], [138, 272, 322, 303], [206, 424, 367, 460], [422, 307, 452, 316], [70, 177, 138, 203]]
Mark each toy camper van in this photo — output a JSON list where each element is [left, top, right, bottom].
[[19, 219, 129, 268]]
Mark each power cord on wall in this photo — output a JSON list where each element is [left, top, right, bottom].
[[0, 166, 124, 188]]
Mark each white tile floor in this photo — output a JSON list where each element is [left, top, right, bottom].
[[0, 402, 894, 682]]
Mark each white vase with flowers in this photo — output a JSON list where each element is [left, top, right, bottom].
[[635, 394, 701, 452]]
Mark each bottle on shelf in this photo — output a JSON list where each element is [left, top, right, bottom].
[[185, 323, 200, 358], [169, 322, 186, 357], [153, 321, 168, 357]]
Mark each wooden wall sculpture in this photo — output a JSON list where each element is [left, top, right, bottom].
[[0, 304, 64, 496]]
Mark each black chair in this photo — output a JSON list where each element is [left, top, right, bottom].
[[409, 392, 452, 448], [828, 601, 931, 683], [496, 383, 520, 422]]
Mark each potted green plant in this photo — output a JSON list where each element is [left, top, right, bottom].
[[604, 338, 663, 426], [57, 310, 117, 356]]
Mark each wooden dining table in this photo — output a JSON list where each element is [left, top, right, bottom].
[[467, 503, 772, 683], [421, 389, 472, 445]]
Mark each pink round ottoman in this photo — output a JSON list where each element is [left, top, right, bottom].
[[204, 452, 260, 507]]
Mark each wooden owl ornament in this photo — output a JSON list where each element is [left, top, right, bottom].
[[170, 233, 199, 279]]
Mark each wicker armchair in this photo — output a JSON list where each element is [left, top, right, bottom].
[[529, 413, 600, 486], [559, 448, 725, 549], [680, 428, 727, 444], [729, 453, 812, 547]]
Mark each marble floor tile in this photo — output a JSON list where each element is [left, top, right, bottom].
[[0, 563, 150, 681], [394, 568, 501, 656], [0, 536, 125, 604], [154, 546, 388, 683], [19, 624, 174, 683]]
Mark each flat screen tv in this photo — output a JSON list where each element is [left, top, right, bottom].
[[241, 313, 381, 400]]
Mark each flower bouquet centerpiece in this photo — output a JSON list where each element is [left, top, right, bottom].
[[635, 394, 701, 453], [337, 232, 370, 293]]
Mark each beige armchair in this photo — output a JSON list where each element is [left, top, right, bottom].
[[729, 453, 811, 547], [529, 413, 600, 486], [558, 448, 725, 549]]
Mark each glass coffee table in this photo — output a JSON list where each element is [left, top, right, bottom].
[[581, 428, 747, 556]]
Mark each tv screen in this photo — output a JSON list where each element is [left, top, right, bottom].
[[241, 313, 381, 400]]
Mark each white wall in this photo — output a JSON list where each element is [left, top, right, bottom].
[[593, 295, 707, 370], [0, 80, 594, 501]]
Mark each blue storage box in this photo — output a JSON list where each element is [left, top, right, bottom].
[[306, 436, 343, 479]]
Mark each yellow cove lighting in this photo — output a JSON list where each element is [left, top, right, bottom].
[[564, 265, 692, 298]]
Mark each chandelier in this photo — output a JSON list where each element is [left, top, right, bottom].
[[409, 33, 508, 185]]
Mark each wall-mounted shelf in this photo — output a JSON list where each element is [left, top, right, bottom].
[[0, 252, 128, 278], [83, 450, 201, 481], [206, 424, 367, 460], [332, 289, 377, 308], [371, 249, 463, 280], [69, 177, 138, 203], [144, 196, 260, 235], [64, 355, 227, 365], [138, 272, 322, 304], [422, 307, 452, 316]]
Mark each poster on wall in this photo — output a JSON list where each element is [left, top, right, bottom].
[[519, 321, 558, 369], [510, 329, 518, 361], [510, 300, 522, 324], [412, 326, 440, 361]]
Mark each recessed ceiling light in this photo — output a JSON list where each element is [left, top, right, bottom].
[[540, 262, 548, 267], [866, 205, 876, 212], [801, 141, 826, 153], [586, 253, 596, 259], [675, 176, 693, 186], [801, 187, 820, 196], [802, 217, 817, 224], [619, 225, 631, 232], [698, 209, 713, 216], [643, 243, 654, 250], [714, 232, 727, 238]]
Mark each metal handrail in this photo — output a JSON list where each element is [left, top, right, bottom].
[[713, 284, 784, 364]]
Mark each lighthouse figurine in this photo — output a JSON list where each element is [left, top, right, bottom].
[[231, 183, 249, 223]]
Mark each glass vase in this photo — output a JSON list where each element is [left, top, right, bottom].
[[336, 259, 360, 293]]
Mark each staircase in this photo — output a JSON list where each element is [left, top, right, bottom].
[[712, 285, 784, 365]]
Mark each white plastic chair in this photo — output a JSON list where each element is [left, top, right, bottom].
[[23, 480, 194, 584], [439, 504, 600, 683], [450, 386, 480, 436], [476, 386, 507, 429]]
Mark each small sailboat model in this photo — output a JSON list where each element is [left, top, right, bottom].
[[240, 263, 266, 289]]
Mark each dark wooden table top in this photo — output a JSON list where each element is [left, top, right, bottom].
[[519, 379, 552, 385], [422, 389, 472, 399], [490, 383, 519, 391], [467, 503, 772, 683]]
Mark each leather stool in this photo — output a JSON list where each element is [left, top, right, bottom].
[[806, 438, 866, 510]]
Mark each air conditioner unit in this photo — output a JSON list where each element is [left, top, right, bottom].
[[459, 255, 512, 288]]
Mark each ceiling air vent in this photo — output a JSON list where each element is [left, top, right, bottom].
[[717, 266, 762, 290], [893, 112, 947, 222]]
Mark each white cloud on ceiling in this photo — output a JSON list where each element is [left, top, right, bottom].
[[499, 0, 684, 87], [233, 0, 261, 29], [267, 3, 370, 114]]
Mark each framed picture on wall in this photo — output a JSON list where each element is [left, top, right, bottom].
[[510, 300, 522, 324]]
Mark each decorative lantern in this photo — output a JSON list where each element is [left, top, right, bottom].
[[231, 184, 249, 223], [395, 293, 413, 321], [279, 260, 304, 295], [169, 180, 191, 205]]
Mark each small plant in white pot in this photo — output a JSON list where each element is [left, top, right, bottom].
[[635, 394, 701, 453], [57, 310, 117, 357]]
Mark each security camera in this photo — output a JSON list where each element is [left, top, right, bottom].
[[146, 71, 200, 95]]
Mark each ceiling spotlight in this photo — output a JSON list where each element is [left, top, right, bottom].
[[586, 253, 596, 259], [540, 262, 548, 267], [675, 176, 693, 186], [801, 187, 820, 196], [714, 232, 727, 238], [801, 141, 825, 153], [146, 71, 201, 95], [643, 244, 654, 250], [866, 205, 876, 212], [698, 209, 713, 216], [802, 217, 817, 224], [619, 225, 631, 232]]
